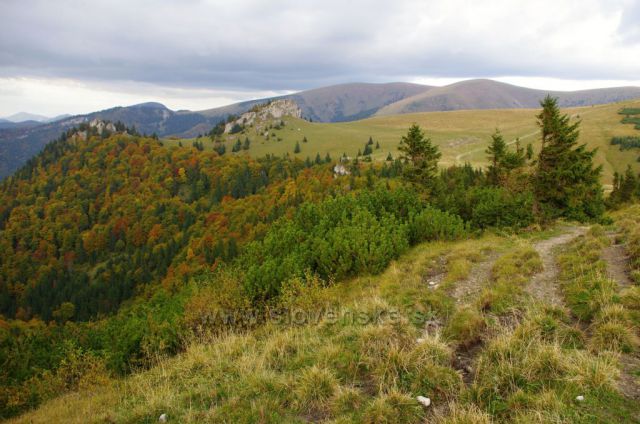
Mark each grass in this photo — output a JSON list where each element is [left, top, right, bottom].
[[166, 99, 640, 186], [9, 211, 640, 423]]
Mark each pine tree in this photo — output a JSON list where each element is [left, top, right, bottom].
[[398, 124, 441, 189], [533, 96, 604, 220], [375, 141, 380, 149], [294, 141, 301, 153], [486, 129, 507, 185], [617, 165, 638, 202], [315, 153, 322, 164], [386, 152, 393, 161], [243, 137, 251, 150], [302, 136, 308, 143], [367, 136, 374, 145], [325, 153, 331, 163], [363, 144, 373, 156]]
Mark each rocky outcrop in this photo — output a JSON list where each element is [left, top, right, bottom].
[[224, 100, 302, 133], [89, 119, 117, 135]]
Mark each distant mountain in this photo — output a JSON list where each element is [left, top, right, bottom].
[[198, 82, 431, 123], [2, 79, 640, 180], [0, 102, 223, 179], [2, 112, 72, 124], [376, 79, 640, 115], [0, 83, 431, 179], [46, 114, 72, 123], [4, 112, 51, 122], [0, 120, 43, 130]]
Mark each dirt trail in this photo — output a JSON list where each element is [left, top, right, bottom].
[[601, 233, 640, 401], [602, 234, 634, 287], [450, 252, 500, 305], [526, 227, 588, 305]]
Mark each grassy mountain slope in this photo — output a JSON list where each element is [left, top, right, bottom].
[[174, 99, 640, 186], [376, 79, 640, 116], [10, 211, 640, 423]]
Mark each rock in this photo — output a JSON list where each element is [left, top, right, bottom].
[[416, 396, 431, 407], [333, 164, 350, 176], [428, 281, 437, 286], [224, 100, 302, 134], [416, 338, 425, 343], [575, 395, 584, 402], [159, 413, 167, 422]]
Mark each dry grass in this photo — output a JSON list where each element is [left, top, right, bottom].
[[10, 212, 640, 423]]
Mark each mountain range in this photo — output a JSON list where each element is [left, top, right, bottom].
[[1, 79, 639, 179]]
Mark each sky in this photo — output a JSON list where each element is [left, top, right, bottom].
[[1, 0, 640, 117]]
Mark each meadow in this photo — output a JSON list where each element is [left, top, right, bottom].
[[167, 99, 640, 187]]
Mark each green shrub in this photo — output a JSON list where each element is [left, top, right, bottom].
[[468, 187, 535, 229]]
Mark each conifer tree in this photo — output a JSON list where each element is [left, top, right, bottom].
[[486, 129, 507, 185], [294, 141, 301, 154], [533, 96, 604, 220], [398, 124, 441, 190]]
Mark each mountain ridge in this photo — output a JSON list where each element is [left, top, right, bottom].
[[1, 79, 640, 179], [376, 79, 640, 115]]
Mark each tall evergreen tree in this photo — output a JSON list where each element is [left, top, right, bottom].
[[486, 130, 507, 185], [533, 96, 604, 220], [294, 141, 301, 154], [398, 124, 441, 190]]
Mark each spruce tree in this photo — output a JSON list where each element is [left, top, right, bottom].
[[533, 96, 604, 220], [398, 124, 441, 190], [486, 129, 507, 185], [294, 141, 301, 153]]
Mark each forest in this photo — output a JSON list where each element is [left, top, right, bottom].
[[0, 96, 632, 418]]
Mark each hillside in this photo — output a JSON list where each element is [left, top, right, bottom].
[[376, 79, 640, 115], [174, 98, 640, 186], [2, 98, 640, 421], [9, 210, 640, 423]]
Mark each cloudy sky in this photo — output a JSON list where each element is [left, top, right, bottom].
[[1, 0, 639, 117]]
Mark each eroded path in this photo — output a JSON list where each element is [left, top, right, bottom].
[[450, 252, 500, 305], [602, 233, 640, 401], [603, 234, 634, 287], [526, 226, 587, 305]]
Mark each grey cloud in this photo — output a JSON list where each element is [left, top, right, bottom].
[[0, 0, 639, 92]]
